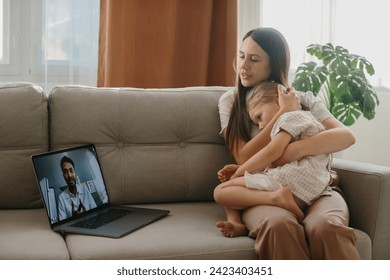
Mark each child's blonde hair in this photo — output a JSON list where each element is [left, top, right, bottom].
[[248, 81, 281, 110]]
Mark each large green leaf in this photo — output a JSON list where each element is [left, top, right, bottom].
[[350, 54, 375, 76], [292, 62, 328, 95], [362, 87, 379, 120], [330, 72, 349, 100], [307, 44, 323, 59], [322, 44, 350, 75], [332, 102, 362, 126], [348, 70, 368, 108]]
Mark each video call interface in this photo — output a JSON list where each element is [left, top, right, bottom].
[[33, 146, 108, 224]]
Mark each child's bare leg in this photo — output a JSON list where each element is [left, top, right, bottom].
[[272, 188, 304, 220], [214, 177, 248, 237], [216, 207, 248, 238], [214, 178, 304, 220]]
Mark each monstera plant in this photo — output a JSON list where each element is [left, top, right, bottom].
[[292, 43, 379, 126]]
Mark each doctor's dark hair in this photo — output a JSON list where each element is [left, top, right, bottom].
[[226, 27, 291, 155], [60, 156, 75, 170]]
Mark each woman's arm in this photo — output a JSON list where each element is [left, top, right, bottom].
[[225, 86, 301, 165], [272, 117, 355, 167]]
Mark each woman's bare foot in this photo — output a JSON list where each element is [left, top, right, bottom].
[[216, 221, 248, 238], [273, 188, 305, 220]]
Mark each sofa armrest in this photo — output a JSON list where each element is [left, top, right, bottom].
[[332, 158, 390, 260]]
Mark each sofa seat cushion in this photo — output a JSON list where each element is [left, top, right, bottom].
[[0, 209, 70, 260], [64, 202, 371, 260], [65, 202, 258, 260]]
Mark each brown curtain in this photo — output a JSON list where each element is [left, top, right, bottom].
[[98, 0, 237, 88]]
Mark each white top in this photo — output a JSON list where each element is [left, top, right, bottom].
[[58, 183, 97, 221]]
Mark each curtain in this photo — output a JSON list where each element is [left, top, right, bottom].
[[98, 0, 237, 88]]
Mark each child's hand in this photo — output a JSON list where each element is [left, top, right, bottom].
[[217, 164, 240, 182], [230, 167, 244, 180]]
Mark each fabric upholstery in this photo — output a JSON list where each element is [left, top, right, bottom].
[[0, 82, 48, 208], [49, 86, 233, 205], [0, 209, 69, 259], [333, 158, 390, 260]]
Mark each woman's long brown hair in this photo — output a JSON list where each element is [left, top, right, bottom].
[[225, 28, 291, 155]]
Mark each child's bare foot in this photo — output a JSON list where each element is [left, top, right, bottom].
[[273, 188, 305, 221], [216, 221, 248, 238]]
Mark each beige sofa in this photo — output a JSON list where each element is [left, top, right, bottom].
[[1, 82, 389, 260]]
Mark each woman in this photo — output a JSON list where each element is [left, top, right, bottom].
[[217, 27, 360, 259]]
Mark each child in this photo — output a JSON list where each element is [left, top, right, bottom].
[[214, 81, 333, 237]]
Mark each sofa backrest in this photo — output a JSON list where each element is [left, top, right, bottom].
[[49, 85, 233, 205], [0, 82, 48, 209]]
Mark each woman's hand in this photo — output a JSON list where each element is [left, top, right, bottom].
[[217, 164, 240, 182], [277, 85, 301, 113]]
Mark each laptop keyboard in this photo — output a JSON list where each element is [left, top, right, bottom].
[[70, 208, 134, 229]]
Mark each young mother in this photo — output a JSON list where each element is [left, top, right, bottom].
[[217, 27, 361, 259]]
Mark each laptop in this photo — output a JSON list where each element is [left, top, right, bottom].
[[31, 144, 169, 238]]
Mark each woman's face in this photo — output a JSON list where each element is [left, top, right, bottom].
[[238, 37, 272, 88]]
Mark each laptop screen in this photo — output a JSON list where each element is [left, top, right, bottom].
[[32, 144, 109, 226]]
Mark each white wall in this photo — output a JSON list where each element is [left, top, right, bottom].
[[339, 87, 390, 167]]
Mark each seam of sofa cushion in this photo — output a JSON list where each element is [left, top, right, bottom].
[[40, 90, 48, 153], [50, 84, 232, 93], [0, 145, 48, 150], [181, 95, 190, 200], [134, 248, 256, 260]]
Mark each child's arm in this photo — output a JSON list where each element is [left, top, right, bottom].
[[233, 130, 292, 178]]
